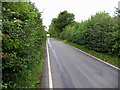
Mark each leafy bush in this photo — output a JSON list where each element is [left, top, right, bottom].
[[49, 10, 75, 37], [85, 12, 118, 53], [50, 11, 120, 57], [2, 2, 46, 88]]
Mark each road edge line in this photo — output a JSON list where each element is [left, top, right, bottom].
[[46, 39, 53, 88], [67, 43, 120, 71]]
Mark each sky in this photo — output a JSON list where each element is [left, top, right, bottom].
[[30, 0, 119, 30]]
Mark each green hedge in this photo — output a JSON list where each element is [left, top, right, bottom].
[[59, 12, 120, 57], [85, 13, 119, 53], [2, 2, 46, 88]]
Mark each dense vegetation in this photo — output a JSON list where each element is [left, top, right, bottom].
[[49, 10, 120, 64], [2, 2, 46, 88], [49, 10, 75, 37]]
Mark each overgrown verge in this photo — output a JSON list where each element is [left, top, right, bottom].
[[54, 37, 120, 68], [59, 12, 120, 58], [2, 2, 46, 88], [62, 40, 120, 68], [49, 10, 120, 69]]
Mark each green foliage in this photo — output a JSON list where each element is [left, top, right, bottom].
[[115, 8, 120, 18], [64, 41, 120, 68], [49, 24, 58, 37], [49, 10, 75, 36], [60, 21, 89, 45], [2, 2, 46, 88], [50, 11, 120, 58], [60, 22, 78, 42], [85, 12, 118, 53]]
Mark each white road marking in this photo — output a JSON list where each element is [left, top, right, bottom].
[[46, 38, 53, 88], [70, 45, 120, 71], [48, 38, 52, 48]]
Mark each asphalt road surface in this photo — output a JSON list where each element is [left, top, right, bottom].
[[47, 38, 119, 88]]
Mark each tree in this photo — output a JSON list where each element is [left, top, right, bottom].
[[50, 10, 75, 33]]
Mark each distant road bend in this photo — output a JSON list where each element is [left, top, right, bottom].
[[47, 38, 119, 88]]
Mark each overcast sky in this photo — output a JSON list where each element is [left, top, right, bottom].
[[30, 0, 119, 29]]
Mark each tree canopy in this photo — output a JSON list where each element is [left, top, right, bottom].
[[49, 11, 120, 57], [49, 10, 75, 34]]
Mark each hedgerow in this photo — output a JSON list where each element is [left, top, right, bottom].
[[2, 2, 46, 88], [49, 11, 120, 57]]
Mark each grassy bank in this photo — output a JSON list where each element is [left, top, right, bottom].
[[55, 38, 120, 68]]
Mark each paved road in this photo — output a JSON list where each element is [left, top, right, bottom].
[[47, 38, 119, 88]]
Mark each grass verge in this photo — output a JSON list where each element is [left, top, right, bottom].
[[57, 39, 120, 68]]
